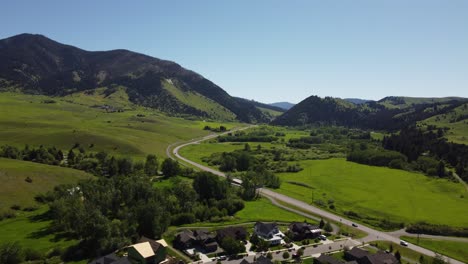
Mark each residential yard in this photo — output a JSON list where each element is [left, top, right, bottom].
[[276, 158, 468, 228], [368, 240, 429, 263], [401, 236, 468, 263]]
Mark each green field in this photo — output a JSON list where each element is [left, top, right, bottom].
[[276, 158, 468, 227], [0, 158, 92, 211], [181, 197, 318, 228], [0, 206, 79, 253], [0, 92, 241, 159], [235, 197, 318, 224], [401, 236, 468, 263]]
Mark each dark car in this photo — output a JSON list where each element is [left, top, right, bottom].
[[352, 223, 358, 227]]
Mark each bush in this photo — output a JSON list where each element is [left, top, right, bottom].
[[24, 248, 43, 261], [282, 252, 290, 259], [10, 205, 21, 211], [0, 242, 24, 264]]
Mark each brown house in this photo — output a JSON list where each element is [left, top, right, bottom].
[[288, 222, 321, 240], [216, 226, 248, 242]]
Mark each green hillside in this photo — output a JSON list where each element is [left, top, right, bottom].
[[0, 92, 242, 159], [0, 158, 92, 211], [419, 103, 468, 144], [162, 79, 237, 121]]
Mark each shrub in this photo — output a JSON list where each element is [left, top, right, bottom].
[[10, 205, 21, 211]]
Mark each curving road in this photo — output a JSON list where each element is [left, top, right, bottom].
[[169, 127, 465, 264]]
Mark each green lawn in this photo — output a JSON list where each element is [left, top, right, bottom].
[[276, 158, 468, 227], [182, 197, 318, 227], [0, 158, 92, 211], [369, 240, 428, 263], [401, 236, 468, 263], [0, 92, 241, 160]]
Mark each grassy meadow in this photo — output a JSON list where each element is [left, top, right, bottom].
[[0, 158, 92, 211], [0, 206, 79, 253], [0, 92, 242, 160], [276, 158, 468, 227], [420, 103, 468, 145], [401, 236, 468, 263]]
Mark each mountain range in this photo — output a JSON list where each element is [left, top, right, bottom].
[[0, 34, 270, 123], [1, 33, 467, 130]]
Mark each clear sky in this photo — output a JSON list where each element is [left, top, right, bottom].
[[1, 0, 467, 103]]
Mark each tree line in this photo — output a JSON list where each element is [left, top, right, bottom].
[[0, 144, 182, 178]]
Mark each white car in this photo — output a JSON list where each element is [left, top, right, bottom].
[[400, 240, 408, 246]]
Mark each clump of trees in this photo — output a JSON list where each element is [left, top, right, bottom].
[[42, 171, 244, 258], [382, 126, 468, 181]]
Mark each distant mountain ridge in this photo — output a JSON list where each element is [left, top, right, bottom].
[[269, 102, 295, 110], [273, 95, 468, 130], [0, 33, 269, 123]]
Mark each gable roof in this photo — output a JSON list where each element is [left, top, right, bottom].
[[363, 253, 399, 264], [255, 255, 273, 264], [217, 226, 248, 240], [177, 230, 195, 243], [240, 259, 251, 264], [131, 242, 155, 258], [139, 236, 162, 253], [89, 253, 131, 264], [255, 222, 278, 235], [89, 253, 120, 264], [316, 254, 345, 264], [346, 247, 369, 259]]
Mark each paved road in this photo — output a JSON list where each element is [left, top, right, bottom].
[[170, 128, 465, 264], [201, 239, 361, 264]]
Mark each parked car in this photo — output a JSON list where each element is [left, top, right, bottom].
[[319, 235, 327, 240], [352, 223, 358, 227], [400, 240, 408, 246]]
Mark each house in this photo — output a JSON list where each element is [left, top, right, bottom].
[[314, 254, 345, 264], [345, 248, 398, 264], [174, 230, 195, 250], [138, 237, 168, 264], [193, 229, 218, 252], [89, 253, 131, 264], [173, 229, 218, 252], [288, 222, 322, 240], [255, 256, 274, 264], [345, 247, 369, 262], [360, 253, 398, 264], [128, 242, 157, 264], [216, 226, 248, 242], [254, 222, 282, 245]]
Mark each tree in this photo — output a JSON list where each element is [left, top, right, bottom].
[[221, 237, 245, 255], [161, 158, 180, 178], [297, 248, 304, 258], [0, 242, 24, 264], [244, 143, 251, 151], [319, 219, 325, 228], [323, 221, 333, 232], [437, 161, 446, 177], [394, 251, 401, 262], [250, 234, 260, 245], [144, 154, 158, 176], [282, 251, 290, 259], [67, 149, 76, 165], [267, 252, 273, 259]]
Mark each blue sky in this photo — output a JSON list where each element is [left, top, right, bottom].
[[1, 0, 467, 103]]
